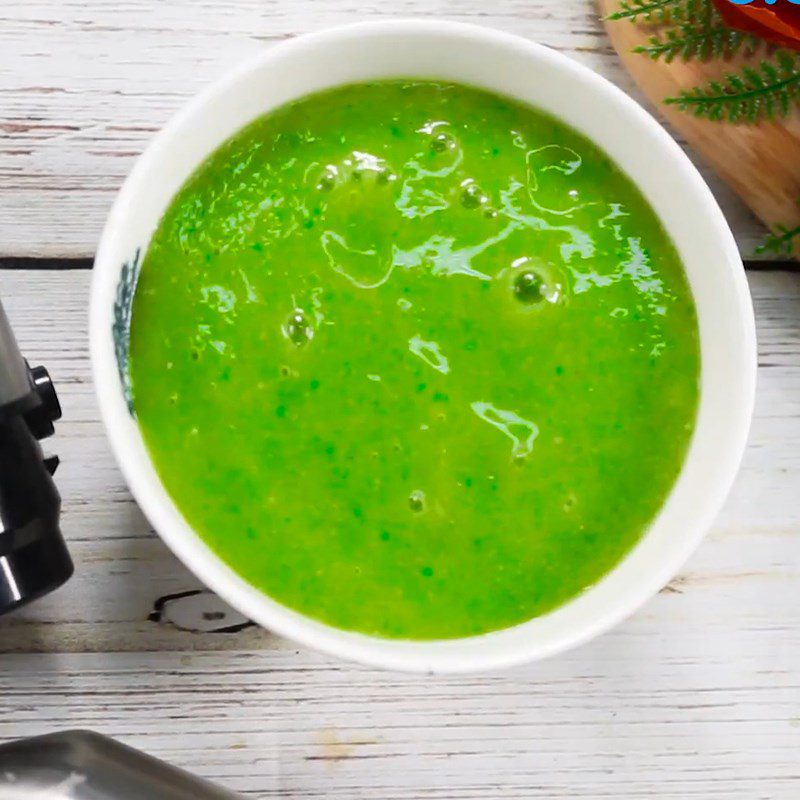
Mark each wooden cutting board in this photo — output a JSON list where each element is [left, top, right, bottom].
[[599, 0, 800, 257]]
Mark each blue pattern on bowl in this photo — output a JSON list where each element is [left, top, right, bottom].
[[112, 248, 141, 417]]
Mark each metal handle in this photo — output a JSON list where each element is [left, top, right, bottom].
[[0, 731, 243, 799]]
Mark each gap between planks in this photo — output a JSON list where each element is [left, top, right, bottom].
[[0, 258, 797, 271]]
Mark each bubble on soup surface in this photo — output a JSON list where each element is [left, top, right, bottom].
[[316, 165, 338, 191], [513, 270, 546, 305], [430, 132, 457, 152], [377, 166, 398, 184], [284, 309, 313, 345], [408, 490, 425, 512], [460, 180, 488, 209], [510, 257, 564, 306]]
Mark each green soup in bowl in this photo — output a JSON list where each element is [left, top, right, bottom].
[[130, 79, 699, 640], [92, 21, 755, 671]]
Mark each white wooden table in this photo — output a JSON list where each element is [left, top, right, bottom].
[[1, 3, 798, 797]]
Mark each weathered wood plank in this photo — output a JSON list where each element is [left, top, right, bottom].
[[0, 0, 772, 258], [0, 643, 798, 798], [0, 269, 797, 797]]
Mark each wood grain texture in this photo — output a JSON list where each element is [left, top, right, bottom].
[[0, 268, 798, 798], [0, 0, 772, 259], [600, 0, 800, 257], [1, 645, 799, 799]]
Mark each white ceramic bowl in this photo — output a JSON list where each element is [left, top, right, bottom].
[[91, 20, 756, 672]]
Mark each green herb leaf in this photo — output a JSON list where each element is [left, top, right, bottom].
[[606, 0, 705, 24], [757, 223, 800, 256], [664, 50, 800, 122], [634, 23, 760, 63]]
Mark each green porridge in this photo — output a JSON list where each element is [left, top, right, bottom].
[[130, 81, 699, 639]]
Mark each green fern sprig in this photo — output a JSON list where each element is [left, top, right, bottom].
[[606, 0, 705, 24], [757, 223, 800, 256], [664, 50, 800, 121], [635, 21, 761, 62]]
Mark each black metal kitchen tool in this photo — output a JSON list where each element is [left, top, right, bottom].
[[0, 296, 72, 615]]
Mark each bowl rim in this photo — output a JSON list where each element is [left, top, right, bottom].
[[90, 18, 757, 673]]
